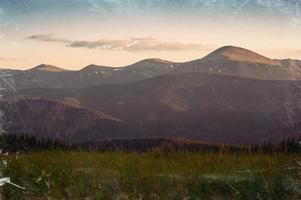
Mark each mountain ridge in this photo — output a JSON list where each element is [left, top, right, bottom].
[[2, 46, 299, 71], [0, 98, 143, 143], [1, 46, 301, 91], [28, 64, 68, 72], [202, 46, 279, 65], [16, 72, 301, 144]]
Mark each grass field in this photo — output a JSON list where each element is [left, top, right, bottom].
[[1, 150, 301, 199]]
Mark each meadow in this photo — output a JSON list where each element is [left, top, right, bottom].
[[1, 149, 301, 200]]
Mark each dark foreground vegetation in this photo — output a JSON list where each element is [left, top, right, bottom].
[[1, 135, 301, 199], [1, 134, 301, 154]]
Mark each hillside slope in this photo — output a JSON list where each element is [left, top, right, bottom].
[[0, 99, 144, 143], [18, 73, 301, 144]]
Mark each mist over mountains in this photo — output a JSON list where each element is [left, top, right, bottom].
[[1, 46, 301, 144]]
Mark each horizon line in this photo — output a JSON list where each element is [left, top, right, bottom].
[[1, 45, 300, 71]]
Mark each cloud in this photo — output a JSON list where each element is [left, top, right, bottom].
[[295, 50, 301, 56], [68, 37, 208, 51], [27, 34, 212, 51], [27, 34, 70, 43], [0, 56, 22, 61]]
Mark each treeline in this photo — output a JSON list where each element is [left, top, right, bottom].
[[0, 134, 74, 152], [0, 134, 301, 154], [85, 138, 301, 154]]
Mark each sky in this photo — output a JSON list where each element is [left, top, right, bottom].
[[0, 0, 301, 70]]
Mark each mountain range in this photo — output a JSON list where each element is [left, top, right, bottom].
[[1, 46, 301, 90], [1, 46, 301, 144]]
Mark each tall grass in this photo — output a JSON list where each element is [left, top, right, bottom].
[[1, 150, 301, 199]]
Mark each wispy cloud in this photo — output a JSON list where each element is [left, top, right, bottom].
[[27, 34, 70, 43], [27, 34, 213, 51], [296, 50, 301, 56], [0, 56, 22, 61], [69, 37, 209, 51]]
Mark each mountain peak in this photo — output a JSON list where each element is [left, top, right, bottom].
[[205, 46, 279, 65], [80, 64, 114, 72], [30, 64, 67, 72], [136, 58, 173, 65]]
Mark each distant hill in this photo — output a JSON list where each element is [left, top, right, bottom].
[[2, 46, 301, 90], [176, 46, 301, 80], [0, 98, 144, 143], [18, 72, 301, 144], [2, 46, 301, 144], [28, 64, 68, 72]]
